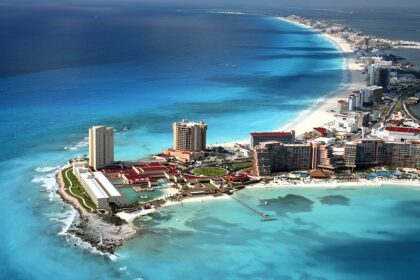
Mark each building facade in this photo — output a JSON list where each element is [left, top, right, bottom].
[[253, 141, 312, 176], [368, 64, 390, 92], [344, 139, 420, 169], [89, 126, 114, 170], [173, 120, 207, 152], [250, 131, 295, 149]]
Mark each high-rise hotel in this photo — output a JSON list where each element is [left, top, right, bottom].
[[89, 125, 114, 170], [173, 119, 207, 152], [164, 120, 207, 162]]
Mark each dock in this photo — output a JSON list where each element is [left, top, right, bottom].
[[231, 196, 277, 221]]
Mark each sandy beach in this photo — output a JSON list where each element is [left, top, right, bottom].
[[278, 17, 367, 135], [213, 17, 367, 150]]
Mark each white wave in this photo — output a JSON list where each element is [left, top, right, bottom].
[[33, 165, 67, 201], [35, 166, 61, 173], [65, 137, 89, 151], [209, 11, 246, 15], [56, 209, 77, 236]]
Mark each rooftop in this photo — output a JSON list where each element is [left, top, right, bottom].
[[385, 126, 420, 133], [250, 131, 294, 137]]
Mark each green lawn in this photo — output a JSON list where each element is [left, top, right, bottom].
[[193, 167, 227, 176], [231, 161, 253, 171], [62, 168, 97, 210]]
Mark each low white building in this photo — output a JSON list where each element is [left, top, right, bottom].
[[373, 126, 420, 141], [72, 161, 130, 209], [312, 137, 336, 145]]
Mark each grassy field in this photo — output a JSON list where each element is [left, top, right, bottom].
[[231, 161, 253, 171], [193, 167, 227, 176], [62, 168, 97, 210]]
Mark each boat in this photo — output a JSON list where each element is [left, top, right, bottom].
[[140, 195, 148, 199]]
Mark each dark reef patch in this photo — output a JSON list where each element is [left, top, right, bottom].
[[319, 195, 350, 206], [259, 194, 314, 216]]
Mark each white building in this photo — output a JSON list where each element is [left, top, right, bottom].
[[89, 126, 114, 170], [73, 161, 130, 209], [373, 126, 420, 141], [348, 95, 355, 111]]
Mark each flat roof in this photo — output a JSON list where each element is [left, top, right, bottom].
[[250, 131, 294, 137], [80, 173, 109, 199], [93, 172, 121, 197]]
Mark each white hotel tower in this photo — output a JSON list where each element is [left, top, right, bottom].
[[89, 125, 114, 170]]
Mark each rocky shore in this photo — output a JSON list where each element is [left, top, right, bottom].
[[56, 170, 137, 254]]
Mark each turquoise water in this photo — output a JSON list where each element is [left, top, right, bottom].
[[0, 4, 381, 280], [119, 188, 165, 204], [118, 186, 420, 280]]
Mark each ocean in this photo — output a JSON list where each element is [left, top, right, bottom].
[[0, 2, 418, 280]]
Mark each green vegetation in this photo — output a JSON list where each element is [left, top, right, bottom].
[[231, 161, 253, 171], [62, 167, 97, 210], [100, 214, 127, 226], [193, 167, 227, 176]]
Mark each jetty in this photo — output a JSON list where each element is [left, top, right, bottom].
[[231, 196, 277, 221]]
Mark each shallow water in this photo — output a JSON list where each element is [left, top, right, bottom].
[[117, 186, 420, 280], [0, 4, 353, 280]]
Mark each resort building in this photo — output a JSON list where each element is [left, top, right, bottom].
[[310, 139, 342, 172], [362, 86, 383, 104], [250, 131, 295, 148], [344, 139, 420, 169], [166, 119, 207, 162], [173, 119, 207, 152], [378, 126, 420, 141], [72, 161, 130, 209], [89, 126, 114, 170], [253, 141, 312, 176]]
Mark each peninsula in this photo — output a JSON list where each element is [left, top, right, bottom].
[[56, 15, 420, 254]]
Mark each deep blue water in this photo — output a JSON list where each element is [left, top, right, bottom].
[[2, 2, 419, 280]]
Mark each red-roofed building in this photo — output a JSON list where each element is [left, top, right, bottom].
[[181, 174, 210, 184], [313, 127, 329, 137], [387, 120, 404, 126], [250, 131, 295, 148], [227, 173, 249, 183], [383, 126, 420, 141], [132, 163, 168, 177]]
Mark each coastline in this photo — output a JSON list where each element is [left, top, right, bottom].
[[52, 15, 417, 255], [278, 17, 366, 135], [55, 168, 137, 254], [215, 16, 366, 149]]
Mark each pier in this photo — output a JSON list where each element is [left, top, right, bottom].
[[231, 196, 277, 221]]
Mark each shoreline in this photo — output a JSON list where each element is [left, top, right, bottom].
[[215, 16, 366, 149], [278, 17, 366, 135], [52, 15, 416, 255], [55, 168, 137, 254]]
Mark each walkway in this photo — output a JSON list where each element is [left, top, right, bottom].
[[65, 169, 94, 211], [231, 196, 277, 221]]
